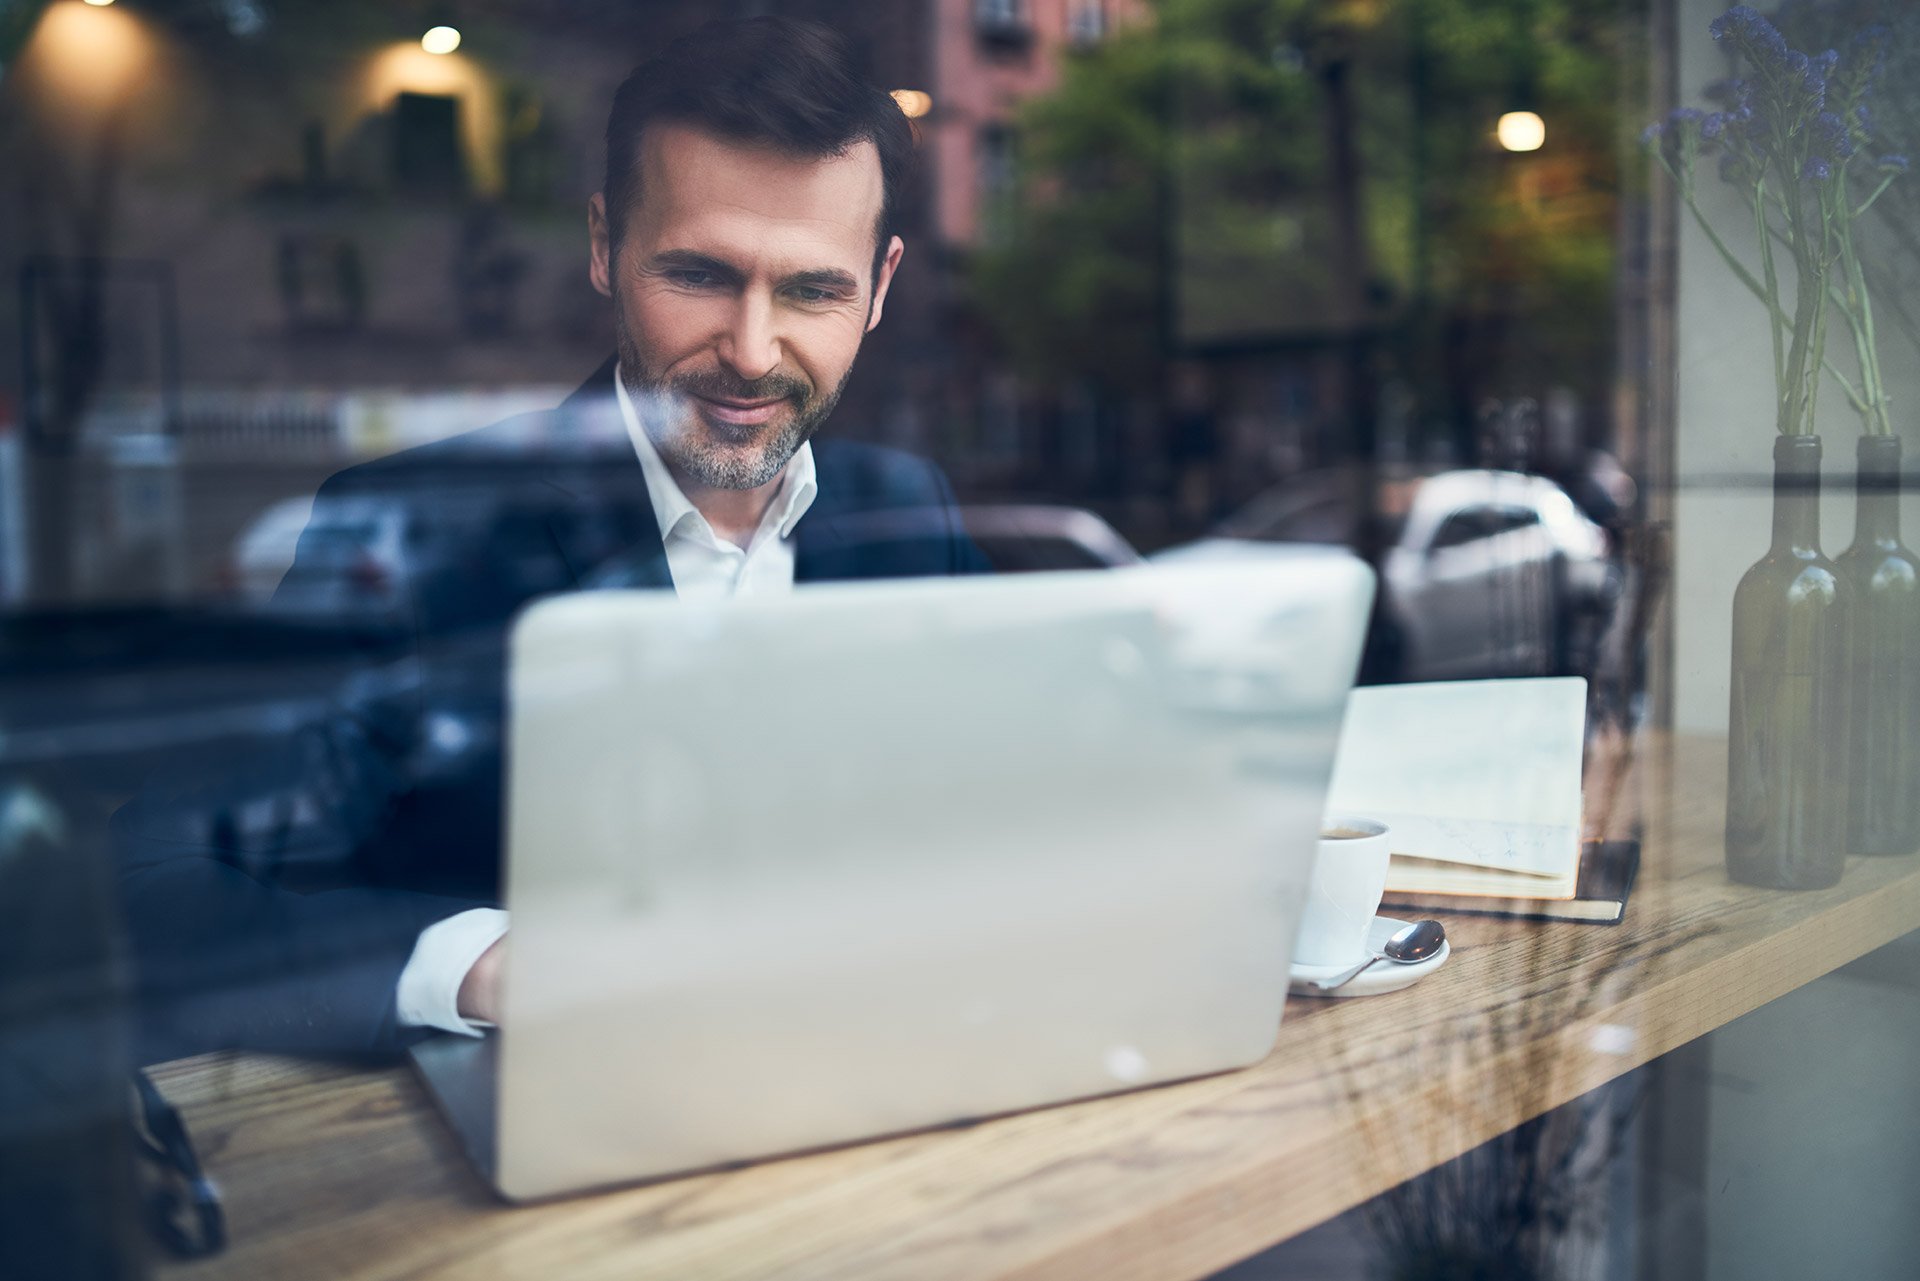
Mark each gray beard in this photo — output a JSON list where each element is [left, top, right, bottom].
[[656, 398, 810, 491], [615, 320, 852, 491]]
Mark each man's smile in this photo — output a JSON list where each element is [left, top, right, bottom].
[[688, 392, 791, 428]]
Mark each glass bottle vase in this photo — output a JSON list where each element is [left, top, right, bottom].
[[1837, 435, 1920, 855], [1725, 435, 1848, 889]]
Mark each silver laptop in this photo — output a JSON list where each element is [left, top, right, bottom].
[[412, 550, 1373, 1200]]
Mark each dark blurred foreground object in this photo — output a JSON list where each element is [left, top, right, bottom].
[[1836, 436, 1920, 856], [0, 781, 145, 1280], [1726, 436, 1847, 890], [131, 1072, 225, 1260], [1157, 468, 1618, 682]]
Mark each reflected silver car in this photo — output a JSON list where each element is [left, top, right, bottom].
[[1156, 469, 1617, 680], [229, 486, 601, 630], [229, 494, 412, 618], [1382, 470, 1612, 679]]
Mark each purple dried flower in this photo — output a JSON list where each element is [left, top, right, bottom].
[[1640, 122, 1664, 147], [1710, 6, 1789, 67], [1705, 77, 1751, 108], [1811, 110, 1855, 161], [1804, 156, 1833, 181], [1770, 49, 1828, 115], [1702, 112, 1727, 139]]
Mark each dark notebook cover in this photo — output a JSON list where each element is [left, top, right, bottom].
[[1382, 839, 1640, 925]]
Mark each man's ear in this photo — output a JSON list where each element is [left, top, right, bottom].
[[588, 193, 614, 299], [865, 236, 906, 333]]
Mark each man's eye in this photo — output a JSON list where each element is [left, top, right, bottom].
[[789, 286, 839, 305], [668, 270, 717, 288]]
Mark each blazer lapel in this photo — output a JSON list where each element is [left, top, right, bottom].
[[792, 493, 855, 584], [538, 356, 675, 593]]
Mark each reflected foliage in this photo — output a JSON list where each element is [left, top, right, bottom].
[[969, 0, 1627, 441], [1771, 1, 1920, 366]]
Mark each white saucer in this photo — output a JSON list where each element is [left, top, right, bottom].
[[1289, 914, 1451, 999]]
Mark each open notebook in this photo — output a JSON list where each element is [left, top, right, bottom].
[[1325, 677, 1587, 900]]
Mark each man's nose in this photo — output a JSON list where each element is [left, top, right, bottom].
[[716, 292, 781, 383]]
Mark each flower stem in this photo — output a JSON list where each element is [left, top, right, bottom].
[[1855, 173, 1897, 220], [1754, 177, 1786, 405], [1836, 207, 1892, 434]]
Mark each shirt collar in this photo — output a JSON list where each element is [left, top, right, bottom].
[[613, 364, 818, 546]]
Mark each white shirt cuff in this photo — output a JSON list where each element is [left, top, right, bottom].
[[396, 908, 509, 1036]]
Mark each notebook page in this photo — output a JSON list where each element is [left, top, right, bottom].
[[1324, 677, 1586, 878]]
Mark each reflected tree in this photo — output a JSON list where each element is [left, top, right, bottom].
[[966, 0, 1629, 461]]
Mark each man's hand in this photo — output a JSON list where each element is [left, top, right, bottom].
[[457, 935, 508, 1025]]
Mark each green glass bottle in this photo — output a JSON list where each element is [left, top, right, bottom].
[[1837, 435, 1920, 855], [1725, 435, 1848, 889]]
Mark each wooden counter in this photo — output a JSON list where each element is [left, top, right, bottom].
[[153, 735, 1920, 1281]]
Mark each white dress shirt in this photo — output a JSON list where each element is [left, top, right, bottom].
[[395, 367, 815, 1035]]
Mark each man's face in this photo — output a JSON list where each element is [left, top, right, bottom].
[[589, 125, 904, 491]]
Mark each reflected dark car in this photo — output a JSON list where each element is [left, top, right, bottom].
[[1156, 469, 1619, 681]]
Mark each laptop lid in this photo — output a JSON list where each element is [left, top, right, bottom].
[[492, 551, 1371, 1199]]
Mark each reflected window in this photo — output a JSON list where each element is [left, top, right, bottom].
[[1431, 505, 1544, 551], [978, 125, 1018, 246], [974, 0, 1031, 49], [1431, 508, 1498, 551], [1066, 0, 1106, 47], [1491, 507, 1543, 537]]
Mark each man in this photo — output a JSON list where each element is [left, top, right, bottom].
[[113, 18, 986, 1064]]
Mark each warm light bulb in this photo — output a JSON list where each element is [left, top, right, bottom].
[[890, 89, 933, 119], [1496, 110, 1545, 152], [421, 24, 462, 55], [82, 0, 117, 7]]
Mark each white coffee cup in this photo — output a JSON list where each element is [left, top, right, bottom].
[[1292, 816, 1391, 968]]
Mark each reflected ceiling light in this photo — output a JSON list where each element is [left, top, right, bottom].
[[890, 89, 932, 119], [83, 0, 117, 7], [421, 24, 462, 55], [1496, 110, 1545, 152], [29, 0, 153, 102]]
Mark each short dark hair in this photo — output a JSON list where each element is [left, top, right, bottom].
[[602, 17, 913, 284]]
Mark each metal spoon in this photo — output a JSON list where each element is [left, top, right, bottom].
[[1307, 919, 1447, 992]]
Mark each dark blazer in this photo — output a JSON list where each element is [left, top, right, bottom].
[[113, 359, 987, 1063]]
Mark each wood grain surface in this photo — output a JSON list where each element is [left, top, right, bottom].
[[152, 735, 1920, 1281]]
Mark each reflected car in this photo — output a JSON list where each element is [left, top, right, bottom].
[[1156, 469, 1618, 681], [229, 480, 640, 634], [960, 506, 1141, 573], [230, 493, 415, 621], [581, 504, 1141, 589]]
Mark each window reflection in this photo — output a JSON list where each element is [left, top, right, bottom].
[[5, 0, 1914, 1275]]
